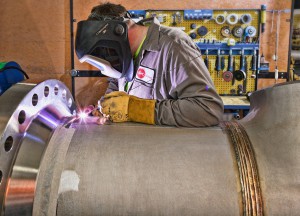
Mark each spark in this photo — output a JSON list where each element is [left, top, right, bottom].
[[78, 111, 88, 120]]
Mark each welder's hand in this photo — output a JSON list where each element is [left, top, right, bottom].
[[101, 91, 156, 124]]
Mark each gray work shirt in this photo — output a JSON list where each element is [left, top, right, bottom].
[[106, 18, 224, 127]]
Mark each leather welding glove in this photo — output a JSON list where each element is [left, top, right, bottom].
[[101, 91, 156, 124]]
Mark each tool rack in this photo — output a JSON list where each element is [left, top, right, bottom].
[[129, 8, 262, 96]]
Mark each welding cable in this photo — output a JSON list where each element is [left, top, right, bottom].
[[226, 13, 239, 25], [215, 14, 226, 25], [0, 66, 29, 79], [240, 14, 252, 24]]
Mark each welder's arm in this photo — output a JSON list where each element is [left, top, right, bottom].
[[155, 57, 224, 127], [105, 77, 119, 94], [101, 91, 156, 124]]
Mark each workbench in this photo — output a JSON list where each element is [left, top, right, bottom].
[[221, 96, 250, 120]]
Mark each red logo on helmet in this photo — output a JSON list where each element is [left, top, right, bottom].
[[137, 68, 146, 79]]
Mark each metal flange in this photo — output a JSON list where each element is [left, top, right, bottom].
[[0, 80, 75, 215]]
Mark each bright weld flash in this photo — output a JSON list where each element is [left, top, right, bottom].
[[78, 111, 88, 119]]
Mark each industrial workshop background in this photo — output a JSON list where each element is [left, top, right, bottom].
[[0, 0, 294, 106]]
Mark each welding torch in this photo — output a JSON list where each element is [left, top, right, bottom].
[[62, 103, 108, 127]]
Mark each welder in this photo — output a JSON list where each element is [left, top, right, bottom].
[[75, 2, 223, 127]]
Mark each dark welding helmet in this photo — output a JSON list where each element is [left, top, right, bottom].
[[75, 14, 134, 81]]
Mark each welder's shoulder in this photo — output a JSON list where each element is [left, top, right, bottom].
[[159, 25, 198, 51]]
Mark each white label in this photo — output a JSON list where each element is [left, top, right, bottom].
[[136, 66, 155, 84]]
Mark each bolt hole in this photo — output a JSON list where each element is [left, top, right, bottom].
[[62, 89, 67, 100], [18, 110, 26, 124], [4, 136, 13, 152], [0, 170, 2, 185], [54, 86, 59, 95], [32, 94, 38, 106], [68, 98, 72, 108], [44, 86, 50, 97]]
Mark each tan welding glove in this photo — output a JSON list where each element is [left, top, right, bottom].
[[101, 91, 156, 124]]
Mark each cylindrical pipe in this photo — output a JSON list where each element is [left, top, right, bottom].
[[1, 80, 300, 215], [53, 124, 240, 216]]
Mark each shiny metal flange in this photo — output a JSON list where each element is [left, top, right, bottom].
[[0, 80, 76, 215]]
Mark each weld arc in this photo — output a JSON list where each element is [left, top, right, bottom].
[[221, 121, 263, 216]]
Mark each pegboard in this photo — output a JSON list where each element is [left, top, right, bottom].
[[141, 10, 260, 43], [207, 55, 256, 95], [292, 12, 300, 50], [130, 9, 260, 95]]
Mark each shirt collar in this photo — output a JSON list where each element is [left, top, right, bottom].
[[133, 36, 146, 59], [141, 17, 161, 52]]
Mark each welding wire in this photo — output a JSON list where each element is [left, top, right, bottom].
[[274, 11, 280, 83], [275, 11, 280, 63], [271, 10, 275, 33]]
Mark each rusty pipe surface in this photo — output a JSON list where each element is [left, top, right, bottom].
[[0, 80, 300, 215]]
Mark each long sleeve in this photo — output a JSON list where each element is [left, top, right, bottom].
[[105, 77, 119, 94], [155, 47, 224, 127]]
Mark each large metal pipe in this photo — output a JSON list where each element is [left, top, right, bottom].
[[0, 80, 299, 215]]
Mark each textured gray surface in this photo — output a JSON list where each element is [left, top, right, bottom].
[[240, 82, 300, 215], [33, 126, 75, 216], [56, 124, 240, 216], [4, 81, 300, 215]]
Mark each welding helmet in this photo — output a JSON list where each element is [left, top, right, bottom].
[[75, 14, 134, 81]]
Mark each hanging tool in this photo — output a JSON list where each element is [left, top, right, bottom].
[[223, 49, 234, 82], [227, 38, 236, 46], [221, 26, 231, 37], [190, 23, 197, 29], [240, 14, 252, 24], [232, 26, 243, 38], [197, 26, 208, 36], [244, 26, 257, 38], [176, 11, 182, 23], [221, 56, 225, 71], [232, 56, 236, 85], [237, 84, 243, 95], [230, 89, 236, 95], [273, 11, 281, 83], [258, 5, 267, 73], [157, 14, 167, 23], [172, 13, 177, 26], [204, 49, 209, 69], [215, 14, 226, 25], [244, 26, 257, 43], [271, 10, 275, 33], [189, 33, 197, 39], [261, 5, 267, 33], [226, 13, 239, 25], [243, 56, 248, 93], [233, 49, 246, 82], [251, 49, 257, 78], [215, 49, 222, 77]]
